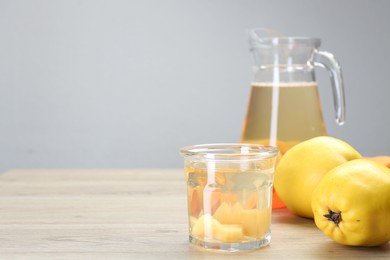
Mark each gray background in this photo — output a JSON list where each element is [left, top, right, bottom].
[[1, 0, 389, 173]]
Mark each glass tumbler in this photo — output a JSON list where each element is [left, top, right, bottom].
[[180, 143, 279, 251]]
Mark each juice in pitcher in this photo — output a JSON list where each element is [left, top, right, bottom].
[[241, 81, 327, 155]]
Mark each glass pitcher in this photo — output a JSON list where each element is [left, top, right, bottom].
[[241, 30, 345, 155], [240, 30, 345, 208]]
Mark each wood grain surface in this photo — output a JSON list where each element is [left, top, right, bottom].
[[0, 169, 388, 259]]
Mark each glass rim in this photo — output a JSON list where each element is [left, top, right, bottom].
[[249, 36, 321, 48], [180, 143, 279, 160]]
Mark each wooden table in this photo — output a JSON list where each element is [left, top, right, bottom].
[[0, 169, 388, 259]]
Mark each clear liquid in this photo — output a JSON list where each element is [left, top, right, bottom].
[[186, 167, 273, 248], [241, 82, 326, 154]]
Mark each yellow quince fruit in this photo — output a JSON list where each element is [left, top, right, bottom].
[[311, 159, 390, 246], [274, 136, 361, 218]]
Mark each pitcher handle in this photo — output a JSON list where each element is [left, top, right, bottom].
[[313, 50, 346, 125]]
